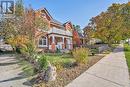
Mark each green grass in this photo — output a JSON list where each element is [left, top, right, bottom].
[[18, 59, 35, 77], [124, 44, 130, 71], [44, 53, 75, 64], [38, 53, 75, 71]]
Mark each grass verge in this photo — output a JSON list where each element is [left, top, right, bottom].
[[124, 44, 130, 71]]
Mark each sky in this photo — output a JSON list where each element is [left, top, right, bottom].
[[24, 0, 128, 29]]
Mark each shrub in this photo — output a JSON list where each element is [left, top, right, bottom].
[[72, 48, 89, 64], [24, 42, 36, 56], [63, 60, 74, 68], [52, 62, 63, 71], [16, 46, 21, 54], [38, 55, 49, 70], [56, 47, 61, 53], [90, 48, 98, 56], [7, 35, 29, 52]]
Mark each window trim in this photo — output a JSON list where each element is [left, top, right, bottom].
[[38, 36, 48, 47]]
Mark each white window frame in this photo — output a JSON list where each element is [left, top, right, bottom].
[[41, 13, 46, 18], [38, 36, 48, 47]]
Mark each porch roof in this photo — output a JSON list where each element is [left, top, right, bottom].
[[48, 27, 73, 37]]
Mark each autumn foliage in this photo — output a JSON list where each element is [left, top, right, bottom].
[[84, 3, 130, 46], [2, 0, 49, 54], [73, 30, 81, 46]]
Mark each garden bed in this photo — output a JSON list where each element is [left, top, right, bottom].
[[16, 49, 106, 87], [34, 54, 105, 87]]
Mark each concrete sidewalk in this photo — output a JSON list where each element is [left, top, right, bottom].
[[66, 44, 130, 87]]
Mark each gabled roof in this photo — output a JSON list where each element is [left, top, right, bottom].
[[36, 7, 53, 20], [64, 21, 73, 29], [35, 7, 74, 30], [36, 7, 64, 26]]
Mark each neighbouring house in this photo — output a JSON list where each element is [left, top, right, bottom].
[[78, 32, 86, 47], [73, 29, 85, 47], [34, 8, 73, 52]]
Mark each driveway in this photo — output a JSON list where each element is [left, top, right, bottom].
[[0, 54, 31, 87]]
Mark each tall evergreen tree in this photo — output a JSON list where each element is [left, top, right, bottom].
[[15, 0, 24, 17], [73, 25, 82, 33]]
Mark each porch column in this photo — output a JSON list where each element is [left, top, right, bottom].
[[70, 38, 73, 50], [51, 36, 56, 52], [52, 36, 55, 43], [62, 37, 65, 49]]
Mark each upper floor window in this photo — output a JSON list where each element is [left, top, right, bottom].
[[41, 13, 46, 18]]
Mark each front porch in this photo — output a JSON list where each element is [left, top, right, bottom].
[[38, 34, 73, 52], [48, 34, 73, 51]]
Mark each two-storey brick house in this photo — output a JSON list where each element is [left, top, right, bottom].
[[35, 8, 73, 52]]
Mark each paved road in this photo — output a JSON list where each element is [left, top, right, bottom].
[[0, 54, 31, 87], [66, 44, 130, 87]]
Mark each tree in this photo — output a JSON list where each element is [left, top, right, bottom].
[[2, 19, 16, 39], [35, 17, 49, 31], [73, 25, 83, 47], [15, 6, 49, 54], [1, 0, 25, 50], [1, 0, 24, 40], [73, 25, 82, 33], [2, 1, 49, 54], [73, 30, 81, 47], [84, 3, 130, 46], [121, 3, 130, 40], [83, 23, 94, 43], [15, 0, 24, 17]]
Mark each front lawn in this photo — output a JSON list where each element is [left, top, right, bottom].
[[42, 53, 75, 71], [45, 53, 75, 64], [124, 44, 130, 71]]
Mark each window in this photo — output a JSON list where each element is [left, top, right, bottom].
[[41, 13, 46, 18], [39, 36, 47, 47]]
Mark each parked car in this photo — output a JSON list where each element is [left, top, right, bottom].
[[0, 44, 13, 52]]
